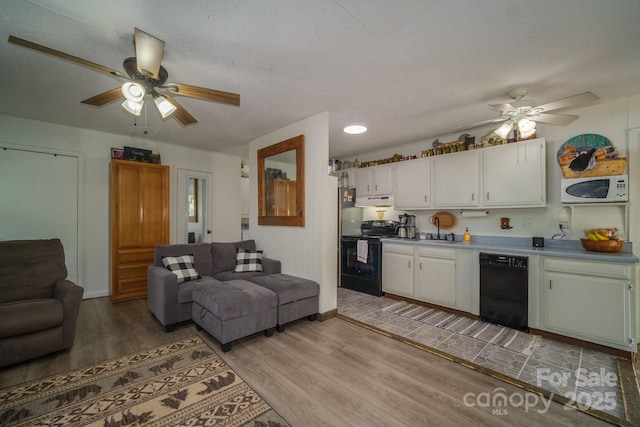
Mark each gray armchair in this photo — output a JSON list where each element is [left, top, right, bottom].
[[0, 239, 84, 367]]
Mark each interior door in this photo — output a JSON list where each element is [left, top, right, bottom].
[[176, 169, 213, 243], [0, 146, 80, 283]]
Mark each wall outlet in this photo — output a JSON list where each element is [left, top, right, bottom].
[[523, 218, 532, 229]]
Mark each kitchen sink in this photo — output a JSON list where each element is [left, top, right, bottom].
[[424, 239, 458, 244]]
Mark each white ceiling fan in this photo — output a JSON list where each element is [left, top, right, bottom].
[[7, 28, 240, 126], [454, 87, 599, 138]]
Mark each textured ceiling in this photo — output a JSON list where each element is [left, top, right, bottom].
[[1, 0, 639, 159]]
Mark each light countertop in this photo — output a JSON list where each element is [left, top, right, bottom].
[[381, 235, 639, 263]]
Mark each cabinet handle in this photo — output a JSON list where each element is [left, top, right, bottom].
[[367, 185, 370, 192], [375, 184, 378, 191], [419, 262, 423, 270], [424, 195, 428, 203], [549, 280, 552, 289], [487, 192, 490, 200], [471, 193, 475, 201], [408, 260, 411, 269]]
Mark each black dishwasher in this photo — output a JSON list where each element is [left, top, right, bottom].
[[479, 253, 529, 332]]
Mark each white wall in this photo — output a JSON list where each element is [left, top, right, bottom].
[[0, 114, 242, 299], [345, 95, 640, 249], [249, 112, 338, 314]]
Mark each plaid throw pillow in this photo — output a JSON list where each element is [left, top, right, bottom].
[[234, 248, 263, 272], [161, 254, 201, 283]]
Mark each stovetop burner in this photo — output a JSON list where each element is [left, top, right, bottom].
[[342, 220, 398, 240]]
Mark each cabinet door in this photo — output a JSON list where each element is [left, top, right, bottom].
[[542, 271, 631, 349], [372, 164, 393, 195], [483, 138, 545, 207], [395, 158, 431, 209], [432, 150, 480, 207], [414, 248, 456, 308], [355, 168, 372, 196], [382, 245, 414, 297]]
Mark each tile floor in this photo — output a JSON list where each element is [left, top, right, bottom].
[[337, 287, 640, 421]]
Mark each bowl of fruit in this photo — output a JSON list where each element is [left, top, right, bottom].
[[581, 228, 624, 253]]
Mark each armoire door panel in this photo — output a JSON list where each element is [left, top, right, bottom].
[[116, 165, 143, 248], [141, 168, 169, 247]]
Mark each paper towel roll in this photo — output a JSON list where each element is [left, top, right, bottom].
[[460, 210, 489, 218]]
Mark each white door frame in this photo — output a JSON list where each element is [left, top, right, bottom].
[[176, 168, 213, 243]]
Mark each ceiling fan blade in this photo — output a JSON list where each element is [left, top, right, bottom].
[[163, 93, 197, 125], [166, 83, 240, 106], [488, 103, 516, 113], [537, 91, 599, 113], [8, 35, 127, 79], [134, 28, 164, 79], [533, 113, 578, 126], [452, 117, 506, 133], [81, 87, 123, 106]]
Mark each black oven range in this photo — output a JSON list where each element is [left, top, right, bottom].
[[341, 220, 398, 296]]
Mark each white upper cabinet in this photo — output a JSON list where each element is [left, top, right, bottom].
[[356, 164, 393, 197], [355, 138, 546, 210], [483, 138, 546, 207], [394, 157, 431, 209], [432, 150, 480, 208]]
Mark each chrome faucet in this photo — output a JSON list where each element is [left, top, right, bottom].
[[434, 216, 441, 240]]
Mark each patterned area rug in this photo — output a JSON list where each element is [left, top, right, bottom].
[[0, 336, 289, 427], [384, 301, 540, 355]]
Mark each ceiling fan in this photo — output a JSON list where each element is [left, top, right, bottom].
[[453, 87, 599, 138], [7, 28, 240, 125]]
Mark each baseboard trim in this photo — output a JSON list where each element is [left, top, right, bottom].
[[318, 309, 337, 322], [529, 328, 635, 360]]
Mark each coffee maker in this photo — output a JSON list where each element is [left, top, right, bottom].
[[398, 214, 416, 239]]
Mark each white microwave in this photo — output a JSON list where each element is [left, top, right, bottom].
[[561, 175, 628, 203]]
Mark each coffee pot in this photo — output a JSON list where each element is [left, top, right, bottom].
[[398, 214, 416, 238]]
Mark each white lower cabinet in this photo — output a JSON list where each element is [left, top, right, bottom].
[[383, 243, 462, 310], [540, 258, 635, 351], [382, 243, 415, 298], [414, 246, 456, 308]]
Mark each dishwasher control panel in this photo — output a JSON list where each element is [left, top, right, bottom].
[[479, 253, 528, 269]]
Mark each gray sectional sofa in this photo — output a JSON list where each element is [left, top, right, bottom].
[[147, 240, 319, 351]]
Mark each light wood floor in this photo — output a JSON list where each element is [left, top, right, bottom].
[[0, 297, 612, 426]]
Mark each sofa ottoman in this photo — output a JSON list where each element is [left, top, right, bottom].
[[192, 280, 277, 352], [247, 273, 319, 332]]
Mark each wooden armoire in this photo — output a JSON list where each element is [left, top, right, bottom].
[[110, 159, 169, 302]]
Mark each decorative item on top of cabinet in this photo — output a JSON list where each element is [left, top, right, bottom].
[[110, 160, 169, 302]]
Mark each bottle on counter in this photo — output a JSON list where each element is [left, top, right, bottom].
[[463, 227, 471, 242]]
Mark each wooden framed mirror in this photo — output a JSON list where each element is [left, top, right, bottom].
[[258, 134, 305, 226]]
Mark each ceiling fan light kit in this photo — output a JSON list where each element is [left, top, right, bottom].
[[153, 93, 177, 118], [121, 99, 143, 116], [495, 121, 513, 139], [121, 82, 145, 103]]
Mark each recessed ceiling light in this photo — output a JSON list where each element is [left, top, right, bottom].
[[344, 125, 367, 134]]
